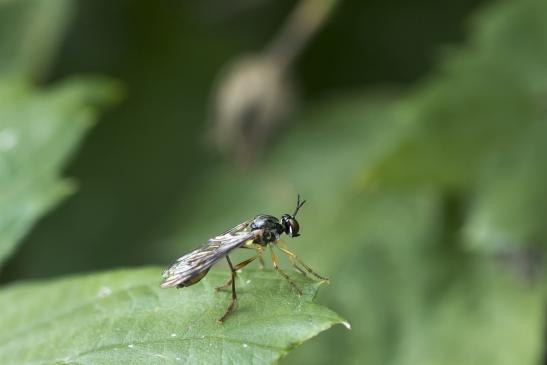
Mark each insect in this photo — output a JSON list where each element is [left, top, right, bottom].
[[160, 195, 328, 323]]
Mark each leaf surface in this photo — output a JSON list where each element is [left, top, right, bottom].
[[0, 267, 346, 365]]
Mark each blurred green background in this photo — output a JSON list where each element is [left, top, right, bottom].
[[2, 0, 547, 364]]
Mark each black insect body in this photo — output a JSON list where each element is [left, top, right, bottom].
[[161, 195, 328, 323]]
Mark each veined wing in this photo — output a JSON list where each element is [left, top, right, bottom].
[[160, 219, 255, 288]]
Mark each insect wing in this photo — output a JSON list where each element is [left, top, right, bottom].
[[215, 219, 253, 238], [161, 220, 255, 288]]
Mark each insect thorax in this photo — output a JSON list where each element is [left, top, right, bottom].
[[250, 214, 283, 245]]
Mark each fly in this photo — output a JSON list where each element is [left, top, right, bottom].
[[160, 195, 328, 323]]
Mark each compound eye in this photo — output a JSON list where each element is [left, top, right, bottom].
[[287, 218, 300, 237]]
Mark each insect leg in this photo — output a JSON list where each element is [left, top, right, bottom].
[[218, 255, 238, 323], [240, 245, 264, 270], [215, 255, 258, 291], [269, 245, 303, 295], [241, 245, 265, 269], [256, 245, 265, 269], [276, 241, 309, 277], [276, 242, 329, 282]]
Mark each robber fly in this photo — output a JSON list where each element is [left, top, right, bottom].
[[161, 195, 328, 323]]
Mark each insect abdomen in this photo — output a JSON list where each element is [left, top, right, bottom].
[[176, 268, 210, 288]]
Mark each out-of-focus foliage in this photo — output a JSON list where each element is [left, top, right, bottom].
[[0, 0, 118, 267], [0, 268, 345, 364], [0, 78, 118, 267], [288, 0, 547, 364], [0, 0, 72, 79], [2, 0, 547, 364], [363, 0, 547, 252]]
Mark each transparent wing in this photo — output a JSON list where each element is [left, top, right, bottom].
[[160, 219, 255, 288]]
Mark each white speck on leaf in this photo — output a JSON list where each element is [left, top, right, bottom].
[[171, 333, 177, 337], [243, 343, 249, 348], [96, 286, 112, 298], [245, 279, 251, 284], [128, 344, 134, 349]]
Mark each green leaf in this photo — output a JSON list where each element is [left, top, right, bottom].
[[362, 0, 547, 191], [0, 77, 120, 267], [0, 267, 346, 365], [0, 0, 119, 268]]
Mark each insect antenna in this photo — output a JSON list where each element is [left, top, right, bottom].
[[293, 194, 306, 217]]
